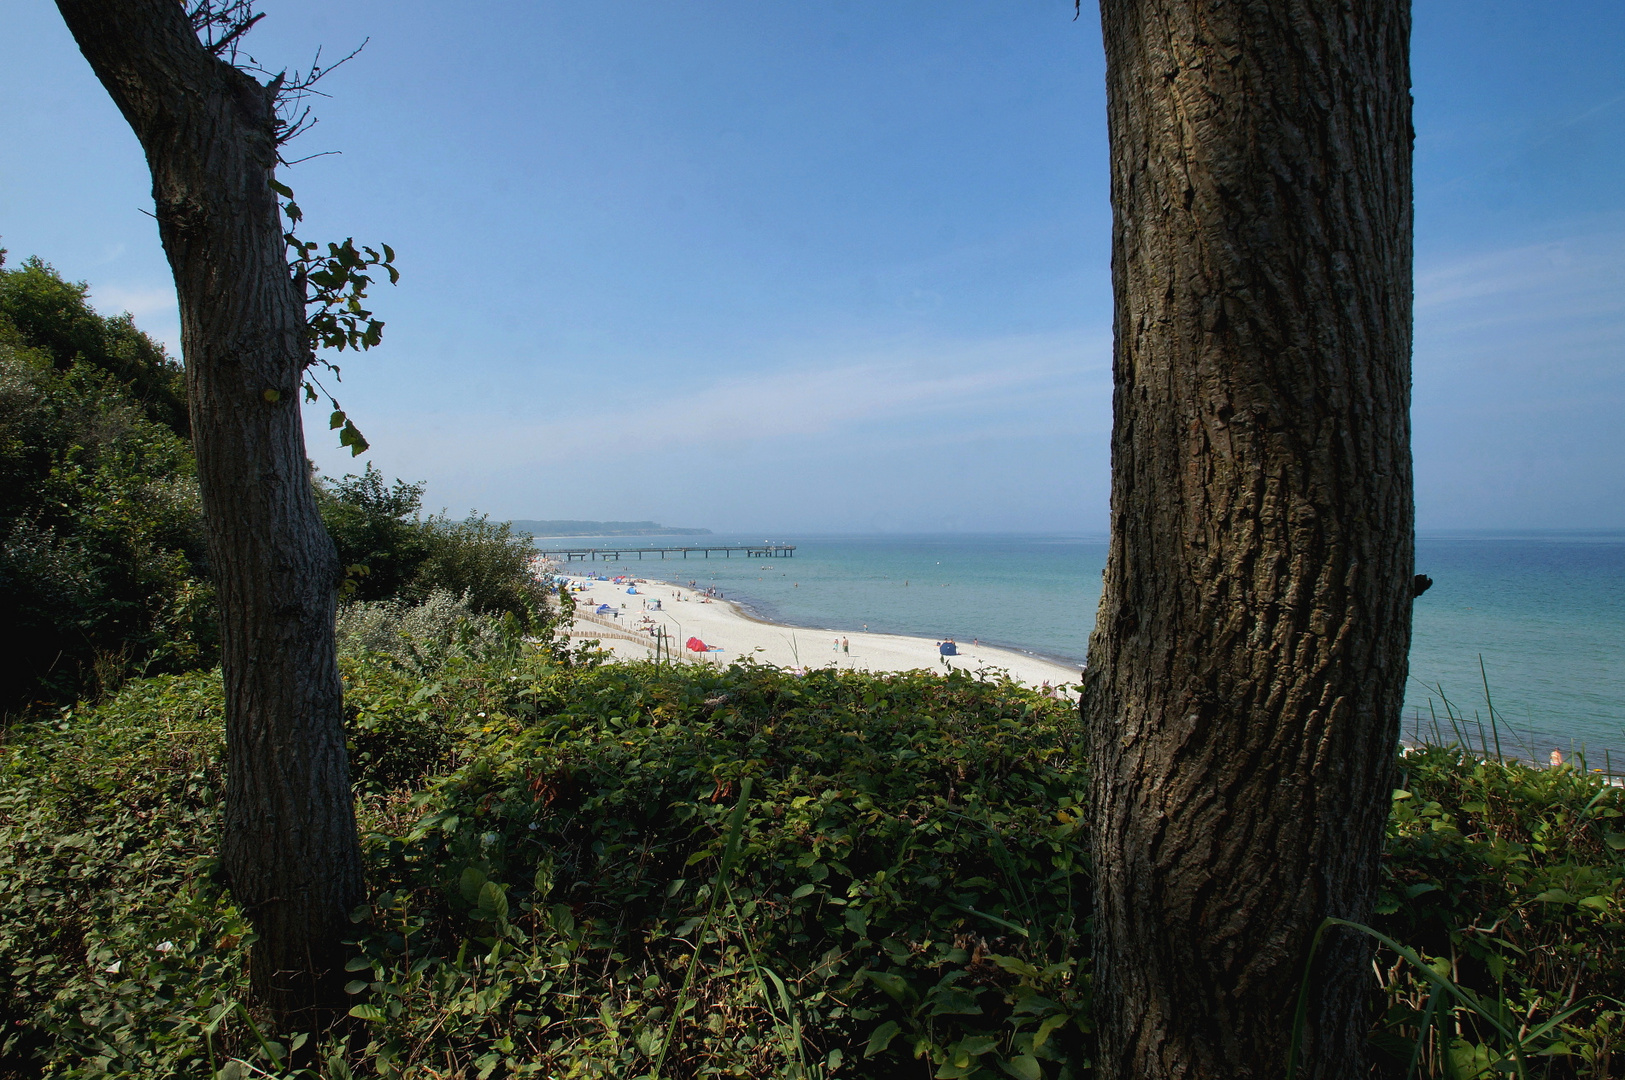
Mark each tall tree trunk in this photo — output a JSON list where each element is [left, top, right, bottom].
[[56, 0, 363, 1020], [1083, 2, 1413, 1077]]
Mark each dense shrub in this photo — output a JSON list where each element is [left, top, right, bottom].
[[1366, 746, 1625, 1076], [0, 274, 213, 711], [320, 465, 550, 628], [0, 672, 242, 1080], [2, 655, 1620, 1079], [318, 468, 432, 605], [0, 254, 188, 438]]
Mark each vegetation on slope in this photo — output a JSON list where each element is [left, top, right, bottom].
[[0, 256, 551, 714], [0, 256, 211, 711], [2, 623, 1620, 1079]]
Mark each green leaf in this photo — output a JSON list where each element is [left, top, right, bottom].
[[864, 1020, 901, 1058], [343, 980, 369, 995], [1000, 1054, 1043, 1080], [928, 987, 983, 1016], [1605, 832, 1625, 851], [478, 880, 509, 921], [845, 904, 869, 939], [863, 970, 910, 1003], [1011, 995, 1056, 1015], [950, 902, 1032, 938], [947, 1035, 998, 1058], [790, 883, 817, 900], [460, 867, 487, 904], [990, 954, 1041, 978], [347, 1004, 385, 1022], [330, 410, 346, 430], [1033, 1013, 1069, 1050]]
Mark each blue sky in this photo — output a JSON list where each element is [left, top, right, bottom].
[[4, 1, 1622, 533]]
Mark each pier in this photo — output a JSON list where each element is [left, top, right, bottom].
[[537, 544, 795, 562]]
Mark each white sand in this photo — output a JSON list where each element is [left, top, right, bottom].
[[557, 571, 1082, 692]]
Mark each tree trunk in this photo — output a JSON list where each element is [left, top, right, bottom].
[[56, 0, 363, 1020], [1084, 2, 1413, 1077]]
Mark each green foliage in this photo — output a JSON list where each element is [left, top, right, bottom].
[[0, 265, 214, 711], [4, 656, 1622, 1079], [1363, 746, 1625, 1077], [319, 465, 551, 628], [1, 659, 1086, 1079], [350, 660, 1089, 1080], [318, 466, 431, 603], [272, 179, 399, 458], [409, 513, 549, 627], [0, 254, 188, 438], [0, 672, 250, 1080]]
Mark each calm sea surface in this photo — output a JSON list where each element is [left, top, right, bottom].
[[531, 532, 1625, 759]]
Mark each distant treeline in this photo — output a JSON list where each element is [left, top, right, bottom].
[[510, 520, 712, 537]]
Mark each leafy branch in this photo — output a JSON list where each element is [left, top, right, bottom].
[[271, 178, 398, 456]]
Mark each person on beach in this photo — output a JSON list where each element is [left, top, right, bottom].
[[833, 638, 840, 653], [842, 637, 849, 655]]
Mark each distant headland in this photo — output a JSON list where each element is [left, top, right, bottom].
[[509, 519, 713, 537]]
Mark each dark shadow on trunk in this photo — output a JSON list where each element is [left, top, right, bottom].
[[1084, 2, 1414, 1077], [56, 0, 364, 1022]]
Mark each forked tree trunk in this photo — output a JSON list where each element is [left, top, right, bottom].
[[56, 0, 363, 1020], [1084, 2, 1413, 1077]]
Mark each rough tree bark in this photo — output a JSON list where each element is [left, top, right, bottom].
[[1083, 1, 1413, 1077], [56, 0, 363, 1019]]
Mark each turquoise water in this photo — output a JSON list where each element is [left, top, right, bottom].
[[532, 532, 1625, 758]]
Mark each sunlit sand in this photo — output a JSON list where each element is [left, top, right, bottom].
[[557, 572, 1081, 693]]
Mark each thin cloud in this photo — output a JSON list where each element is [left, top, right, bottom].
[[1416, 233, 1625, 319], [89, 284, 177, 319], [348, 330, 1110, 476], [89, 283, 182, 354]]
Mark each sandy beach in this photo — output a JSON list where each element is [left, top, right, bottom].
[[556, 570, 1083, 691]]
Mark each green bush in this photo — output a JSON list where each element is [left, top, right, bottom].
[[0, 280, 213, 711], [350, 659, 1089, 1080], [0, 254, 188, 439], [1365, 745, 1625, 1076], [3, 655, 1621, 1079], [0, 671, 248, 1080], [318, 468, 432, 605], [410, 513, 549, 627], [319, 465, 550, 628]]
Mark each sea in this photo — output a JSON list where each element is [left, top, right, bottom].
[[530, 531, 1625, 762]]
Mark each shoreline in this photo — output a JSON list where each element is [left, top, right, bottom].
[[709, 585, 1090, 673], [557, 571, 1083, 692]]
